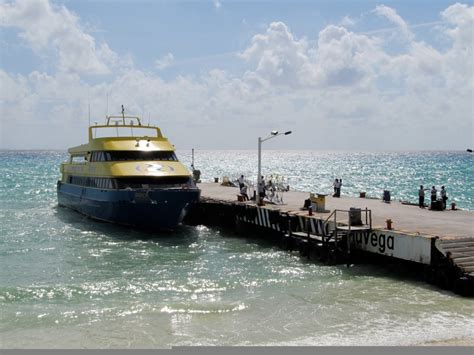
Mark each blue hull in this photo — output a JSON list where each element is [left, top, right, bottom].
[[57, 182, 200, 231]]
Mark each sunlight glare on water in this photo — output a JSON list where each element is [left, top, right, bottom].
[[0, 151, 473, 348]]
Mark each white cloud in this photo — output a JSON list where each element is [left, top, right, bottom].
[[213, 0, 221, 9], [0, 1, 472, 150], [155, 53, 174, 70], [315, 25, 387, 87], [374, 4, 413, 40], [240, 22, 314, 87], [0, 0, 119, 74], [340, 15, 356, 27], [441, 3, 474, 54]]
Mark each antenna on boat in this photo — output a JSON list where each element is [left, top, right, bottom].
[[106, 92, 109, 122], [148, 113, 151, 126], [88, 89, 91, 126], [121, 105, 125, 124]]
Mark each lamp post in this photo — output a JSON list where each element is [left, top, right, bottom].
[[257, 130, 292, 205]]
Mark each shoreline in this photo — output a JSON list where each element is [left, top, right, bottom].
[[420, 336, 474, 346]]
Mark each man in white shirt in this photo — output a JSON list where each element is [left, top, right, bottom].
[[418, 185, 428, 208]]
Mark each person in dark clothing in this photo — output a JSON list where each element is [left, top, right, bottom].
[[258, 179, 266, 200], [238, 175, 245, 189], [440, 186, 448, 209], [430, 186, 437, 203], [333, 179, 338, 196]]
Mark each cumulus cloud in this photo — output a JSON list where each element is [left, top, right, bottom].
[[441, 2, 474, 52], [315, 25, 387, 87], [240, 22, 314, 87], [0, 0, 118, 74]]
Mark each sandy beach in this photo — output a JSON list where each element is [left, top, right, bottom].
[[420, 336, 474, 346]]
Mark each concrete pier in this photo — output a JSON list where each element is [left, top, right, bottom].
[[185, 182, 474, 296]]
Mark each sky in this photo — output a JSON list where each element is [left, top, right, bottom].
[[0, 0, 473, 150]]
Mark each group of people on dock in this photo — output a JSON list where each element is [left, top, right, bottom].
[[258, 176, 277, 201], [419, 185, 448, 209], [238, 174, 450, 210], [237, 174, 280, 202]]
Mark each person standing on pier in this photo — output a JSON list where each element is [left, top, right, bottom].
[[418, 185, 428, 208], [238, 175, 245, 189], [430, 186, 437, 204], [440, 186, 448, 209], [333, 179, 342, 197], [258, 179, 266, 201], [333, 179, 339, 197]]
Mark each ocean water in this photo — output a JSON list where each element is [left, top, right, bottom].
[[185, 150, 474, 211], [1, 150, 473, 348]]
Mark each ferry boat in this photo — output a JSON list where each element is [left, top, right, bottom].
[[57, 110, 200, 230]]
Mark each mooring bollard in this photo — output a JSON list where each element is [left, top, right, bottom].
[[308, 205, 313, 216], [386, 218, 392, 230]]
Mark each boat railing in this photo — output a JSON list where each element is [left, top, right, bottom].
[[89, 119, 163, 140]]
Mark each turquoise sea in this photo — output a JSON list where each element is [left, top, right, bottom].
[[1, 150, 473, 348]]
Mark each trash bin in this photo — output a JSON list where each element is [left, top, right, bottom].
[[383, 190, 391, 203], [309, 193, 327, 212], [349, 208, 362, 226], [315, 194, 327, 212]]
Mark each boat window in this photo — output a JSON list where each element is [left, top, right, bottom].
[[89, 151, 178, 162], [116, 176, 191, 189], [67, 175, 117, 189], [66, 175, 192, 189], [92, 126, 159, 139], [71, 155, 87, 163]]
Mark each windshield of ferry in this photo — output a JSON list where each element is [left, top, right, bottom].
[[92, 126, 159, 138]]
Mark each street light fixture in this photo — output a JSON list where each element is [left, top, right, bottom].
[[257, 130, 293, 205]]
